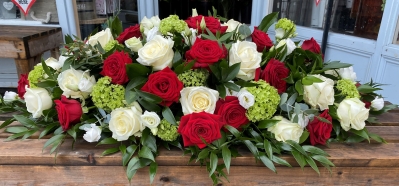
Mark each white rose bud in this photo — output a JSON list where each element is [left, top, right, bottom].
[[180, 86, 219, 115], [141, 111, 161, 135], [224, 19, 242, 33], [229, 41, 261, 81], [109, 104, 143, 141], [275, 28, 285, 39], [87, 28, 114, 48], [83, 124, 102, 143], [268, 116, 303, 143], [24, 87, 52, 118], [57, 67, 86, 99], [237, 89, 255, 109], [146, 27, 161, 42], [192, 8, 198, 17], [78, 71, 96, 94], [371, 96, 384, 111], [182, 28, 197, 46], [45, 57, 62, 70], [337, 98, 369, 131], [141, 16, 161, 36], [338, 66, 357, 82], [125, 37, 143, 52], [291, 113, 309, 129], [200, 16, 206, 30], [58, 55, 69, 69], [303, 74, 335, 111], [276, 38, 296, 55], [137, 35, 174, 71], [3, 91, 18, 102]]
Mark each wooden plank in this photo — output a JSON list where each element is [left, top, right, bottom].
[[0, 40, 19, 58], [0, 165, 398, 185], [0, 26, 62, 41], [28, 31, 63, 58]]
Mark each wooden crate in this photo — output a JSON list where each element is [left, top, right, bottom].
[[0, 111, 399, 185]]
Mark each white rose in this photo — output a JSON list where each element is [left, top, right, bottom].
[[78, 71, 96, 94], [125, 37, 143, 52], [45, 57, 62, 70], [24, 87, 52, 118], [338, 66, 357, 82], [3, 91, 18, 102], [276, 38, 296, 55], [58, 55, 69, 69], [87, 28, 114, 48], [324, 69, 339, 78], [237, 89, 254, 109], [140, 16, 161, 36], [371, 96, 384, 111], [291, 113, 309, 129], [275, 28, 285, 39], [57, 67, 86, 99], [137, 35, 174, 71], [337, 98, 369, 131], [146, 27, 161, 42], [83, 124, 102, 143], [268, 116, 303, 143], [180, 86, 219, 115], [303, 74, 335, 111], [229, 41, 262, 81], [109, 104, 143, 141], [223, 19, 242, 33], [141, 111, 161, 135]]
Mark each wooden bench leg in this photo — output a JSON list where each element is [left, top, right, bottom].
[[14, 55, 43, 79], [51, 48, 60, 59]]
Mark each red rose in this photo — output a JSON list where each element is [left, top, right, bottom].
[[306, 109, 332, 145], [17, 74, 29, 99], [178, 112, 224, 149], [55, 95, 83, 131], [185, 15, 227, 34], [116, 24, 141, 44], [101, 51, 132, 85], [251, 27, 273, 52], [259, 59, 290, 94], [215, 96, 249, 129], [301, 37, 321, 54], [185, 38, 226, 68], [141, 67, 183, 107]]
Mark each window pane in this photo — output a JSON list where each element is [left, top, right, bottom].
[[158, 0, 252, 24], [117, 0, 139, 29], [272, 0, 384, 40], [394, 16, 399, 45]]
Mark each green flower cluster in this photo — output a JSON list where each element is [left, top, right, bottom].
[[159, 15, 188, 35], [91, 76, 125, 111], [246, 80, 280, 122], [157, 119, 180, 141], [337, 79, 360, 98], [28, 64, 44, 88], [104, 40, 122, 52], [275, 18, 296, 38], [178, 69, 208, 87]]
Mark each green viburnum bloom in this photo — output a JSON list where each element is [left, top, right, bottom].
[[159, 15, 188, 35], [337, 79, 360, 98], [104, 40, 123, 52], [91, 76, 125, 111], [246, 80, 280, 122], [178, 69, 209, 87], [157, 119, 180, 141], [28, 64, 44, 88], [275, 18, 296, 39]]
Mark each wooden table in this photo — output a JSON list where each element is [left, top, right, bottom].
[[0, 111, 399, 185], [0, 25, 63, 79]]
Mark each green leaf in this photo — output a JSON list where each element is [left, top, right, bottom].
[[258, 12, 279, 32], [209, 64, 221, 80], [305, 156, 320, 175], [65, 35, 73, 44], [350, 129, 370, 143], [205, 28, 217, 40], [258, 119, 280, 129], [223, 63, 240, 82], [222, 146, 231, 174], [49, 137, 64, 154], [218, 31, 234, 42], [196, 148, 210, 162], [41, 59, 54, 79], [172, 51, 182, 64], [285, 140, 307, 156], [234, 80, 258, 87], [102, 147, 120, 156], [97, 137, 118, 146], [224, 82, 240, 92], [302, 76, 323, 85], [36, 80, 58, 88], [149, 162, 158, 184], [5, 131, 30, 141], [302, 145, 329, 156], [357, 85, 381, 94], [312, 155, 335, 166], [13, 115, 36, 128], [295, 81, 304, 95], [123, 145, 138, 166], [259, 152, 276, 173], [291, 150, 306, 169], [67, 127, 77, 141], [141, 129, 157, 152], [138, 99, 161, 112], [0, 118, 16, 129], [345, 134, 366, 143], [5, 126, 28, 133], [238, 24, 251, 38], [126, 77, 147, 91], [243, 140, 258, 156], [126, 157, 139, 181], [209, 152, 218, 177], [43, 134, 65, 150], [322, 61, 352, 70], [248, 128, 263, 142], [125, 90, 137, 105], [162, 107, 177, 125], [111, 16, 123, 36], [138, 146, 155, 162], [224, 125, 241, 137], [369, 133, 387, 143], [264, 139, 273, 159], [217, 84, 227, 98], [136, 90, 162, 103], [272, 155, 292, 167], [299, 131, 309, 144], [119, 144, 127, 154]]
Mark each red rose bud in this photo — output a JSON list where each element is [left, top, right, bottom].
[[178, 112, 224, 149], [251, 27, 273, 52], [215, 96, 249, 129], [116, 24, 141, 44], [55, 95, 83, 131], [17, 74, 29, 99], [100, 51, 132, 85], [185, 15, 227, 34], [307, 109, 333, 146], [185, 38, 226, 68], [301, 37, 321, 54], [364, 101, 371, 109], [260, 58, 290, 94], [141, 67, 183, 107]]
